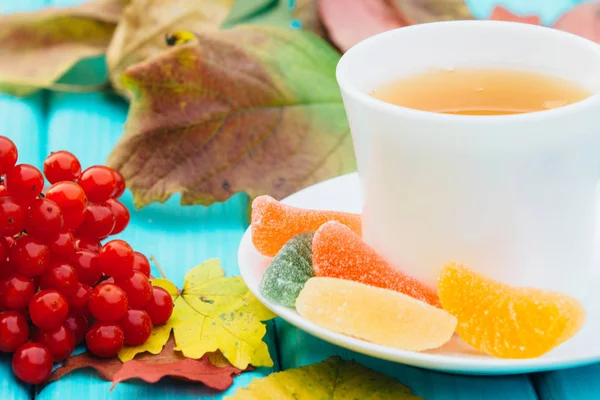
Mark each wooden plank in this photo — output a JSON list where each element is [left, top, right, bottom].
[[533, 365, 600, 400], [276, 321, 539, 399]]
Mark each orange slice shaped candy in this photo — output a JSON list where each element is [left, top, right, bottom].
[[296, 277, 457, 351], [438, 262, 586, 359], [251, 195, 361, 257]]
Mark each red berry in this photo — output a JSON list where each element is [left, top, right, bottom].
[[64, 315, 88, 345], [68, 282, 92, 309], [120, 309, 152, 346], [43, 151, 81, 184], [106, 198, 129, 235], [0, 311, 29, 352], [112, 169, 126, 198], [79, 166, 118, 203], [45, 181, 88, 230], [86, 322, 124, 358], [39, 261, 78, 295], [1, 274, 35, 310], [77, 203, 115, 240], [5, 164, 44, 203], [29, 290, 69, 330], [132, 252, 150, 277], [71, 250, 102, 286], [98, 239, 134, 279], [88, 283, 128, 322], [74, 237, 101, 253], [23, 198, 63, 240], [12, 343, 53, 384], [10, 235, 50, 277], [48, 230, 76, 258], [34, 325, 75, 361], [0, 184, 7, 197], [0, 197, 24, 236], [145, 287, 173, 325], [117, 271, 152, 308], [0, 136, 18, 176]]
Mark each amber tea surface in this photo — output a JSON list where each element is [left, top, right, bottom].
[[371, 69, 592, 115]]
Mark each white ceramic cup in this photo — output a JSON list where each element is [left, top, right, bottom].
[[336, 21, 600, 300]]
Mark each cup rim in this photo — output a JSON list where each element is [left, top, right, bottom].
[[336, 20, 600, 123]]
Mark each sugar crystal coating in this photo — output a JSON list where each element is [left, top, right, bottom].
[[259, 232, 314, 307], [251, 195, 361, 257], [312, 221, 440, 307], [438, 262, 586, 358], [296, 277, 457, 351]]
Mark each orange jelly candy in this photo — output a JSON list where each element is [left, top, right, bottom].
[[312, 221, 440, 307], [251, 195, 361, 257], [438, 262, 586, 359]]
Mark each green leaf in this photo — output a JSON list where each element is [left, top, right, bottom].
[[106, 0, 234, 97], [223, 0, 295, 29], [107, 25, 355, 208], [223, 0, 276, 26], [226, 356, 424, 399], [0, 0, 127, 96]]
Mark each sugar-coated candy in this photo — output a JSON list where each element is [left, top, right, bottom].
[[259, 232, 314, 307], [296, 277, 457, 351], [251, 195, 361, 257], [438, 262, 586, 358], [312, 221, 440, 307]]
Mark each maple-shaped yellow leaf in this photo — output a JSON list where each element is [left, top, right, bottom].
[[226, 356, 423, 399], [118, 259, 276, 369]]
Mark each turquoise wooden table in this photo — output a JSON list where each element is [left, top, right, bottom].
[[1, 0, 598, 398]]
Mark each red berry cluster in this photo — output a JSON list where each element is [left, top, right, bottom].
[[0, 136, 174, 384]]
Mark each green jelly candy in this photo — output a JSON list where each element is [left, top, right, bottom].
[[259, 231, 314, 307]]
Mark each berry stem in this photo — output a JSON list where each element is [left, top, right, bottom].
[[149, 255, 168, 280]]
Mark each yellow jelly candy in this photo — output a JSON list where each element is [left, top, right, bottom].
[[296, 277, 457, 351], [438, 262, 586, 359]]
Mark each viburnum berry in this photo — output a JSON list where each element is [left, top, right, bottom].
[[45, 181, 88, 230], [0, 311, 29, 352], [47, 231, 76, 258], [39, 261, 79, 296], [34, 325, 75, 361], [120, 309, 152, 346], [0, 197, 24, 237], [105, 198, 129, 235], [5, 164, 44, 203], [132, 251, 151, 278], [86, 322, 124, 358], [0, 236, 9, 265], [98, 239, 134, 279], [43, 150, 81, 184], [29, 290, 69, 330], [145, 286, 174, 325], [79, 166, 118, 203], [9, 235, 50, 277], [64, 315, 88, 346], [117, 271, 152, 308], [1, 274, 35, 310], [0, 136, 18, 176], [0, 184, 7, 197], [77, 203, 115, 240], [23, 198, 64, 240], [12, 343, 53, 384], [71, 250, 102, 286], [88, 283, 128, 322]]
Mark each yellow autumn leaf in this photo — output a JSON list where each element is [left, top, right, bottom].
[[226, 356, 424, 399], [118, 259, 276, 370]]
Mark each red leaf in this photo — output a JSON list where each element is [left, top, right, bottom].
[[489, 6, 541, 25], [47, 336, 248, 391], [111, 358, 241, 390], [552, 2, 600, 42], [318, 0, 406, 51]]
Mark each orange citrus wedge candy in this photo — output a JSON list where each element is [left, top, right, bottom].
[[438, 262, 586, 358]]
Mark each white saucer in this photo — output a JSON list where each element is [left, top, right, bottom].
[[238, 172, 600, 375]]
